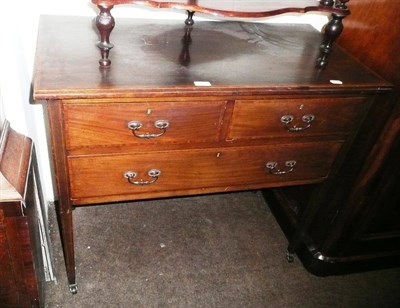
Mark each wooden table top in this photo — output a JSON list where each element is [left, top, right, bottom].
[[33, 16, 391, 101]]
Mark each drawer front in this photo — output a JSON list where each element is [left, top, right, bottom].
[[68, 141, 342, 201], [64, 101, 226, 149], [227, 97, 368, 140]]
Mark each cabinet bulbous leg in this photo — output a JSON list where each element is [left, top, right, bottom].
[[317, 13, 345, 68], [96, 5, 115, 67]]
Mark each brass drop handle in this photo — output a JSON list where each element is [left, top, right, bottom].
[[123, 169, 161, 185], [280, 114, 315, 132], [128, 120, 170, 138], [266, 160, 297, 175]]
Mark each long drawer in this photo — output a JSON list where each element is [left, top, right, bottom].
[[227, 97, 369, 140], [68, 141, 342, 202], [64, 101, 227, 149]]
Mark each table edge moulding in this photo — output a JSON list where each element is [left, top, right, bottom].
[[32, 9, 391, 295], [91, 0, 350, 67]]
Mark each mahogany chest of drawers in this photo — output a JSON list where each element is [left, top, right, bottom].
[[32, 16, 392, 293]]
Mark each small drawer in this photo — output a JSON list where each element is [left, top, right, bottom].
[[64, 101, 226, 149], [68, 141, 342, 202], [227, 97, 369, 140]]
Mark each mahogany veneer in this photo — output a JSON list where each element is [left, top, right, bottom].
[[32, 15, 391, 293]]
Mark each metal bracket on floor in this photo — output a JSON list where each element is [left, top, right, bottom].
[[286, 251, 295, 263], [69, 284, 78, 295]]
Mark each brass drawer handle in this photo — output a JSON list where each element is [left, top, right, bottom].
[[281, 114, 315, 132], [127, 120, 170, 139], [123, 169, 161, 185], [266, 160, 297, 175]]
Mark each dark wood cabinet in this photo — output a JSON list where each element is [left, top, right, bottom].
[[329, 0, 400, 270], [264, 0, 400, 275], [0, 121, 45, 307]]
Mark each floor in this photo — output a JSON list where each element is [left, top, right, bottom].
[[44, 191, 400, 307]]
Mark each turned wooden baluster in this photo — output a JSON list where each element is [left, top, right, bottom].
[[185, 11, 195, 26], [96, 5, 115, 67], [317, 0, 350, 67], [185, 0, 197, 25]]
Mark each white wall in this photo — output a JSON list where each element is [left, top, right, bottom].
[[0, 1, 327, 205]]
